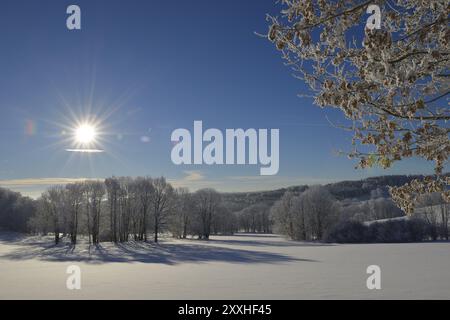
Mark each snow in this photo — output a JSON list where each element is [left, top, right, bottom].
[[364, 215, 409, 225], [0, 232, 449, 299]]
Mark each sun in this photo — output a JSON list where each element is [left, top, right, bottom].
[[75, 124, 97, 144]]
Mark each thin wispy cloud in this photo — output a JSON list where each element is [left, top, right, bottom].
[[0, 177, 103, 199], [1, 174, 339, 196], [65, 149, 105, 153], [168, 170, 209, 190], [0, 177, 100, 187], [168, 171, 338, 192], [226, 175, 337, 184], [182, 170, 206, 181]]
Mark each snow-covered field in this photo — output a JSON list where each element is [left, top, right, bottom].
[[0, 232, 449, 299]]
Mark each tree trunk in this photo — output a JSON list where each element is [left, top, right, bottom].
[[182, 220, 187, 239], [110, 198, 114, 242], [154, 214, 158, 243]]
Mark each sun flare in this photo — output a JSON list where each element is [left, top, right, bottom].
[[75, 124, 97, 144]]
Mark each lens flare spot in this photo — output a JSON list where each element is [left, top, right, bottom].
[[25, 119, 36, 136]]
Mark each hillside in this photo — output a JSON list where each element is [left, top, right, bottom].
[[222, 174, 436, 211]]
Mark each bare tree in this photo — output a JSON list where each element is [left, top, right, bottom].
[[105, 177, 120, 242], [211, 205, 237, 235], [417, 192, 444, 240], [302, 186, 339, 240], [291, 195, 308, 240], [170, 188, 195, 239], [238, 203, 271, 233], [271, 187, 339, 240], [368, 197, 404, 220], [65, 183, 84, 244], [41, 186, 65, 244], [0, 188, 36, 233], [135, 177, 154, 241], [117, 177, 134, 242], [439, 201, 449, 240], [271, 191, 297, 239], [194, 188, 222, 239], [84, 181, 105, 244], [151, 177, 174, 243]]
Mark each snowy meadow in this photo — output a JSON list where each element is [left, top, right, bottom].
[[1, 232, 449, 299]]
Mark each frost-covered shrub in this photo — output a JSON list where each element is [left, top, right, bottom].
[[324, 221, 369, 243], [371, 219, 429, 243], [325, 218, 430, 243], [406, 218, 430, 242]]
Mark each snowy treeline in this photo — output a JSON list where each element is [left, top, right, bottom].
[[0, 188, 36, 233], [415, 193, 450, 241], [27, 177, 238, 244], [236, 203, 272, 233], [270, 186, 339, 241], [269, 185, 449, 242], [1, 174, 449, 244], [339, 187, 404, 222]]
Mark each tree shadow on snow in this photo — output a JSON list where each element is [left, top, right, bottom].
[[0, 239, 318, 265], [0, 232, 28, 242], [204, 238, 335, 247]]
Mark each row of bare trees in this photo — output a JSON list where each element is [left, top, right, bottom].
[[270, 186, 449, 242], [237, 203, 272, 233], [0, 188, 36, 233], [270, 186, 339, 241], [23, 179, 450, 243], [417, 193, 450, 240], [29, 177, 237, 244]]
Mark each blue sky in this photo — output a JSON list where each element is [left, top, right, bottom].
[[0, 0, 436, 198]]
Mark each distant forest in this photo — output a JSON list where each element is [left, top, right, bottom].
[[0, 174, 448, 243]]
